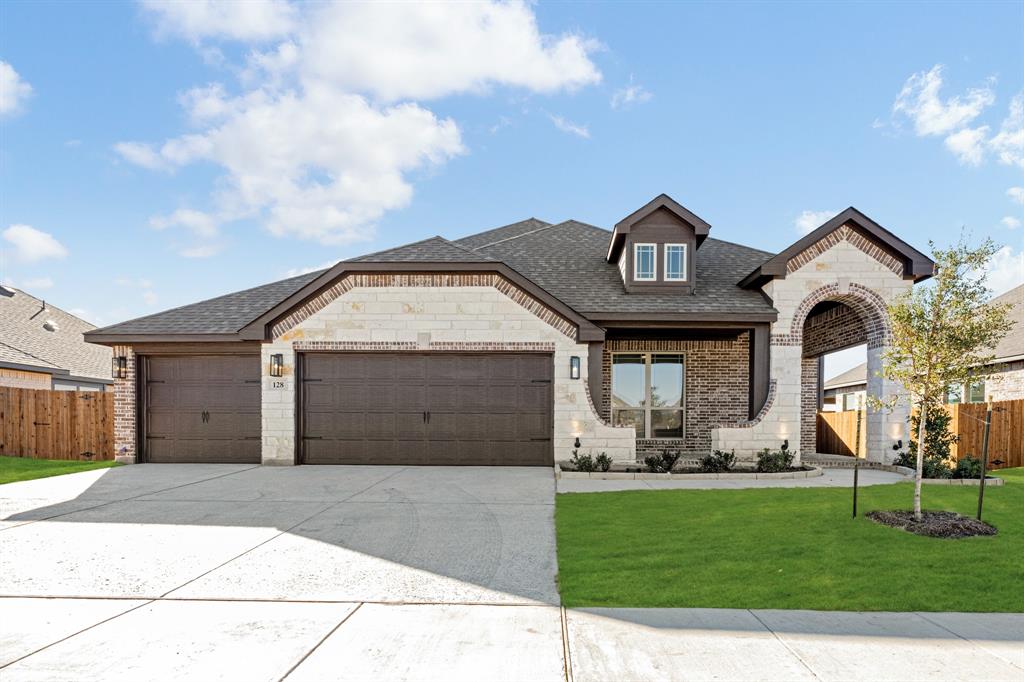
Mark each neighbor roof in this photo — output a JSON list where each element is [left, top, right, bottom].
[[0, 286, 111, 380], [824, 363, 867, 391], [989, 284, 1023, 361]]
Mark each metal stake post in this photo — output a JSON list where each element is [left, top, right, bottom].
[[977, 401, 993, 521]]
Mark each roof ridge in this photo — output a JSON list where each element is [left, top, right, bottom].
[[6, 286, 99, 329], [471, 220, 566, 250], [0, 338, 59, 369]]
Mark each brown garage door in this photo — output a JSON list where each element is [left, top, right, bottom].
[[300, 353, 553, 466], [144, 355, 261, 463]]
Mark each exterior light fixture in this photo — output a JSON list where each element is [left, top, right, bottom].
[[574, 436, 581, 449], [569, 356, 581, 380], [270, 354, 284, 377], [781, 439, 789, 451], [892, 439, 903, 451], [111, 356, 127, 379]]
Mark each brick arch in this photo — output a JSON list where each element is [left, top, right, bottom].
[[788, 282, 891, 349]]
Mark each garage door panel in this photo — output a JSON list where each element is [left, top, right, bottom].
[[300, 353, 552, 466], [145, 355, 260, 464]]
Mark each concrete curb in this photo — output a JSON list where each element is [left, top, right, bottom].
[[554, 464, 825, 481]]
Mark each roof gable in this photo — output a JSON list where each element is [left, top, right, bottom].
[[740, 207, 933, 288], [607, 194, 712, 263]]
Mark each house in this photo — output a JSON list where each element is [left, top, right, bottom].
[[822, 365, 867, 412], [84, 195, 933, 466], [1, 285, 112, 392]]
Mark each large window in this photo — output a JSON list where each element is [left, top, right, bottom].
[[967, 381, 986, 403], [664, 244, 687, 281], [633, 243, 656, 281], [611, 353, 685, 438]]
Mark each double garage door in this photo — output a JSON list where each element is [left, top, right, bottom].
[[142, 353, 553, 466]]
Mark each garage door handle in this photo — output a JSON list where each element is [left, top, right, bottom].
[[302, 436, 323, 440], [530, 438, 551, 442]]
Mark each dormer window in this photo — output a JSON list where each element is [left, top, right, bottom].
[[664, 244, 687, 281], [633, 244, 656, 281]]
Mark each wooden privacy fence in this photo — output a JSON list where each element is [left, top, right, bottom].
[[816, 398, 1023, 469], [817, 410, 867, 458], [0, 386, 114, 460]]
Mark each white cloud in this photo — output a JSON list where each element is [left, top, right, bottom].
[[140, 0, 297, 43], [982, 245, 1024, 297], [611, 80, 652, 109], [21, 276, 54, 290], [298, 2, 601, 102], [1001, 216, 1021, 230], [149, 208, 219, 239], [548, 114, 590, 139], [0, 61, 33, 116], [989, 92, 1024, 168], [118, 1, 600, 246], [142, 290, 158, 305], [1008, 187, 1024, 205], [943, 126, 989, 166], [179, 244, 222, 258], [794, 210, 837, 236], [2, 225, 69, 263], [892, 65, 994, 136]]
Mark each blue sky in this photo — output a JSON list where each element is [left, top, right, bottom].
[[1, 1, 1021, 377]]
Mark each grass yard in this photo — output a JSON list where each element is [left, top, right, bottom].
[[0, 456, 119, 485], [556, 468, 1024, 612]]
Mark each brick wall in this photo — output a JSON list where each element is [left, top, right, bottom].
[[987, 361, 1024, 401], [800, 356, 819, 454], [602, 335, 749, 456], [802, 304, 866, 358], [112, 344, 136, 461]]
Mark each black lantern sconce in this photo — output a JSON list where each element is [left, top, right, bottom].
[[574, 436, 581, 449], [269, 354, 284, 377], [781, 439, 789, 452], [569, 356, 581, 380], [111, 356, 127, 379], [892, 439, 903, 451]]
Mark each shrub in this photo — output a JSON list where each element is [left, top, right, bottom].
[[644, 448, 682, 473], [594, 452, 612, 472], [698, 449, 737, 473], [953, 455, 983, 479], [755, 447, 794, 473], [893, 408, 959, 478], [893, 449, 953, 478], [569, 449, 595, 473]]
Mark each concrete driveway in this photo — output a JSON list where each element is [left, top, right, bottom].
[[2, 464, 1022, 681]]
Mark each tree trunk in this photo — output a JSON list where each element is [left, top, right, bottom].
[[915, 401, 928, 521]]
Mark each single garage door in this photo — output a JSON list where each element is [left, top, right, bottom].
[[300, 353, 553, 466], [144, 355, 261, 463]]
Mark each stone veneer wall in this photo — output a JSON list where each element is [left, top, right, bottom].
[[261, 279, 635, 465], [600, 336, 749, 457], [987, 361, 1024, 401], [112, 344, 136, 461], [712, 233, 913, 463]]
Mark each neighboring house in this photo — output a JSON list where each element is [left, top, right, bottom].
[[85, 195, 933, 466], [0, 285, 112, 391], [822, 364, 867, 412]]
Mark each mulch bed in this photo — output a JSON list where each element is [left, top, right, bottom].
[[867, 510, 997, 539]]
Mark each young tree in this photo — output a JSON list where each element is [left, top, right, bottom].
[[874, 237, 1014, 519]]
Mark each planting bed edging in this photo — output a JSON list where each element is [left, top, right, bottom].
[[889, 464, 1005, 486], [554, 463, 824, 481]]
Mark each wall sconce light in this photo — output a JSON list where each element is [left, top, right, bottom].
[[892, 439, 903, 451], [270, 354, 284, 377], [111, 356, 127, 379], [574, 436, 581, 449], [781, 439, 789, 452], [569, 356, 581, 380]]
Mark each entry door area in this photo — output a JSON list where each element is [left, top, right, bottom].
[[300, 353, 554, 466], [144, 355, 261, 463]]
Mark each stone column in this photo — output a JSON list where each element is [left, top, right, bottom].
[[865, 345, 908, 463]]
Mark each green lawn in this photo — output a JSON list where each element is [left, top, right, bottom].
[[556, 468, 1024, 612], [0, 456, 119, 485]]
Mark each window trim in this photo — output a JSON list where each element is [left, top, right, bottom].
[[633, 243, 657, 281], [664, 243, 687, 281], [610, 351, 686, 440]]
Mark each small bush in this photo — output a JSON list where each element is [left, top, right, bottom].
[[755, 447, 794, 473], [953, 455, 983, 479], [594, 452, 612, 472], [644, 448, 682, 473], [569, 449, 595, 473], [698, 449, 737, 473], [894, 449, 953, 478]]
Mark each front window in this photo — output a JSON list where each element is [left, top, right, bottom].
[[611, 353, 685, 438], [664, 244, 687, 281], [946, 384, 963, 404], [633, 243, 656, 281]]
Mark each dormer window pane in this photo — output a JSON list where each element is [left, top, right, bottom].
[[634, 244, 656, 281], [665, 244, 686, 281]]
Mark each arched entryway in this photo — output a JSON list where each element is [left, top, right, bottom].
[[792, 283, 906, 462]]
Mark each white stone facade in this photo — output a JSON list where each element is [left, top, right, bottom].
[[260, 284, 636, 465], [712, 238, 913, 464]]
